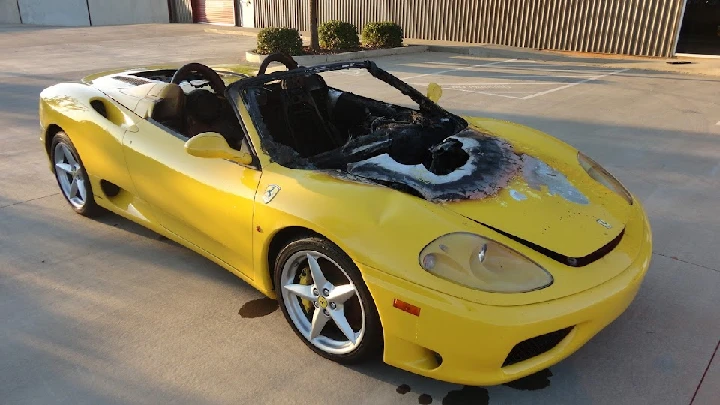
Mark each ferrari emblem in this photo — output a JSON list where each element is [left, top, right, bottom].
[[263, 184, 281, 204], [317, 296, 328, 309], [597, 219, 612, 229]]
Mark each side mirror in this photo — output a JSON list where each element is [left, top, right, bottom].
[[185, 132, 253, 165], [427, 82, 443, 103]]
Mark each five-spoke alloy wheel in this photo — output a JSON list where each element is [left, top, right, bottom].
[[51, 131, 101, 216], [275, 237, 382, 363]]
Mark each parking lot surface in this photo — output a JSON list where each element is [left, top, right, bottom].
[[1, 24, 719, 405]]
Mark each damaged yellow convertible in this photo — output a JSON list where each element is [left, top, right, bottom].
[[39, 54, 652, 385]]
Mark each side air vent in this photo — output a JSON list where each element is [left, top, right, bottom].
[[90, 100, 108, 118], [100, 180, 120, 197], [89, 98, 126, 127]]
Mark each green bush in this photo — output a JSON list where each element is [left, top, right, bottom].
[[319, 20, 360, 50], [362, 22, 403, 48], [256, 27, 303, 55]]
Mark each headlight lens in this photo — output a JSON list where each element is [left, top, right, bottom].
[[578, 152, 633, 205], [419, 233, 553, 293]]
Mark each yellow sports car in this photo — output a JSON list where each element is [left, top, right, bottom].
[[39, 53, 652, 386]]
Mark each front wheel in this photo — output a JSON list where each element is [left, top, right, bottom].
[[274, 237, 382, 364]]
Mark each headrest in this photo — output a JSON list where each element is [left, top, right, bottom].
[[149, 83, 186, 120]]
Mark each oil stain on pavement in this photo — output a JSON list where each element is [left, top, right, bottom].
[[238, 297, 278, 318], [503, 368, 553, 391], [418, 393, 433, 404], [396, 384, 411, 394], [426, 368, 552, 404], [442, 386, 490, 405]]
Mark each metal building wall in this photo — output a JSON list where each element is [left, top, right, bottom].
[[254, 0, 688, 57], [169, 0, 194, 23], [254, 0, 309, 31]]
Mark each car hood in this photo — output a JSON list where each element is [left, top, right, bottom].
[[442, 160, 627, 259], [442, 118, 631, 259], [346, 117, 631, 259]]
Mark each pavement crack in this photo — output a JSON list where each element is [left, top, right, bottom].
[[689, 340, 720, 405], [0, 192, 60, 210], [652, 252, 720, 274]]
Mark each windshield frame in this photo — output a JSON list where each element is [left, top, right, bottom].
[[224, 60, 468, 170], [226, 60, 456, 118]]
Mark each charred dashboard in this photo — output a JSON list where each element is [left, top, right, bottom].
[[229, 59, 522, 202]]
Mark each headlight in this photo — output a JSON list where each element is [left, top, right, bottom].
[[578, 152, 633, 205], [419, 233, 553, 293]]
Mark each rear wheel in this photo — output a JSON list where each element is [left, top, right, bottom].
[[274, 237, 382, 364], [51, 131, 102, 217]]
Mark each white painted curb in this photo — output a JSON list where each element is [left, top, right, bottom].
[[245, 45, 429, 65]]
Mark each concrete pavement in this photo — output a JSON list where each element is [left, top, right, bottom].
[[1, 23, 719, 405]]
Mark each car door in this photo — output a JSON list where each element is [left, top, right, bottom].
[[122, 118, 261, 278]]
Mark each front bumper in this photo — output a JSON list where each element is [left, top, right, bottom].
[[360, 205, 652, 386]]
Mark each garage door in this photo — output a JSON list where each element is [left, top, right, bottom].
[[193, 0, 236, 25]]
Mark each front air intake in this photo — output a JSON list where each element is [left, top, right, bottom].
[[503, 327, 573, 367]]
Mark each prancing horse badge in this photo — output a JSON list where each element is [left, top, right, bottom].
[[263, 185, 281, 204]]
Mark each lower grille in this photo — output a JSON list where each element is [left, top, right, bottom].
[[503, 327, 573, 367]]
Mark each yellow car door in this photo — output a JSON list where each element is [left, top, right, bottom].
[[122, 118, 261, 278]]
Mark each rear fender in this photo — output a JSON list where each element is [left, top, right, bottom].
[[40, 83, 139, 198]]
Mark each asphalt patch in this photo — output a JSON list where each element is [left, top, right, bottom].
[[238, 298, 279, 318], [442, 386, 489, 405]]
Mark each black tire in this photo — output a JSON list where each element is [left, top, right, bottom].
[[274, 236, 383, 364], [50, 131, 103, 217]]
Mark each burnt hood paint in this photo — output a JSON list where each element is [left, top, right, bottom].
[[342, 123, 629, 259], [347, 129, 522, 202]]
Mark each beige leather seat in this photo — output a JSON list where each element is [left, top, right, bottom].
[[147, 83, 186, 134]]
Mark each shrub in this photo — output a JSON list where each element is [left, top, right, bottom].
[[362, 22, 403, 48], [256, 27, 303, 55], [319, 20, 360, 50]]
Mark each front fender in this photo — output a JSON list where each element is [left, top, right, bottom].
[[250, 163, 479, 297]]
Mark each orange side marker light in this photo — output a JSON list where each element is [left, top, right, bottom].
[[393, 299, 421, 316]]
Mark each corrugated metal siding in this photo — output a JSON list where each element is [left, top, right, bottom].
[[170, 0, 194, 23], [254, 0, 687, 57], [254, 0, 309, 30]]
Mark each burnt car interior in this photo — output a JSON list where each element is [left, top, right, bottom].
[[230, 54, 471, 175], [116, 57, 523, 203]]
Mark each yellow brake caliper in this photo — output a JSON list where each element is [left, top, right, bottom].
[[298, 266, 314, 313]]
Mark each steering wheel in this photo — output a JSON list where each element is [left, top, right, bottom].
[[257, 53, 299, 75], [171, 62, 227, 96]]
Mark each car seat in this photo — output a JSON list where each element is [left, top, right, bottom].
[[148, 83, 186, 134]]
